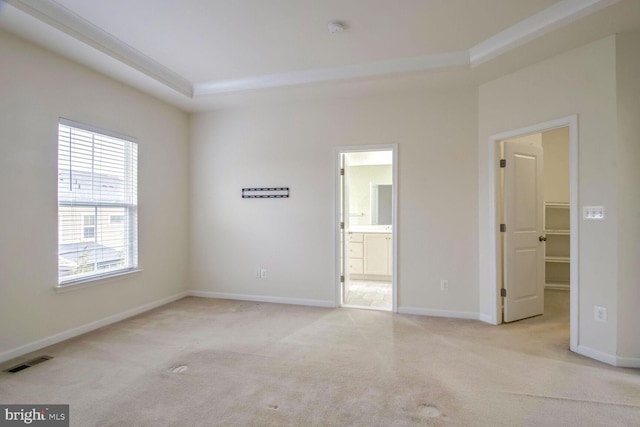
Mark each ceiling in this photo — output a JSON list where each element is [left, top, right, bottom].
[[1, 0, 638, 111]]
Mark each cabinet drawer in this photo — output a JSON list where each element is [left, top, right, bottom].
[[348, 232, 364, 243], [349, 258, 363, 274], [348, 242, 363, 258]]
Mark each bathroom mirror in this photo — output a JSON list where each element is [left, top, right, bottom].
[[345, 155, 392, 227], [370, 184, 392, 225]]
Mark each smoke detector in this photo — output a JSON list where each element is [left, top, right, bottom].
[[328, 21, 345, 34]]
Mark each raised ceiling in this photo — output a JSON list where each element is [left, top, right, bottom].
[[1, 0, 638, 111]]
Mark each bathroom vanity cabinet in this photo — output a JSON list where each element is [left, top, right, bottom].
[[348, 232, 392, 280]]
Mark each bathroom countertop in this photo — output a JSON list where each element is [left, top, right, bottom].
[[348, 225, 392, 233]]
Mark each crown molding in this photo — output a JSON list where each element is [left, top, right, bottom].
[[4, 0, 193, 97], [469, 0, 621, 67], [2, 0, 622, 101], [193, 51, 469, 96]]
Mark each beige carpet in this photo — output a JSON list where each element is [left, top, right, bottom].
[[1, 290, 639, 426]]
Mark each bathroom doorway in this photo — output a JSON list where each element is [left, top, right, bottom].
[[336, 146, 397, 311]]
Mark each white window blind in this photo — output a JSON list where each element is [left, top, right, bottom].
[[58, 119, 138, 285]]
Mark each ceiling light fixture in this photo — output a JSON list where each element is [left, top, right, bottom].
[[328, 21, 345, 34]]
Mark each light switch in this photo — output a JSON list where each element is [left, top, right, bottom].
[[583, 206, 605, 220]]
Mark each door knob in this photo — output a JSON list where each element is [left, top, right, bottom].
[[539, 235, 547, 242]]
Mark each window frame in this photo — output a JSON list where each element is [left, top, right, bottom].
[[57, 118, 139, 287]]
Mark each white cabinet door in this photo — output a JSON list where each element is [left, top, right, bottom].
[[364, 233, 391, 275]]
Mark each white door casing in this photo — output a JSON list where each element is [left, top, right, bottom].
[[335, 144, 398, 312], [503, 141, 545, 322], [484, 116, 577, 351], [341, 154, 350, 305]]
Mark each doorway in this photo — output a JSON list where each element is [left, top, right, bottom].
[[499, 127, 571, 323], [336, 146, 397, 312], [488, 116, 578, 351]]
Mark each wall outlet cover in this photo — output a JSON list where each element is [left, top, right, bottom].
[[594, 306, 607, 322]]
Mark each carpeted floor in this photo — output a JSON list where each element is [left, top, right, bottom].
[[1, 290, 639, 426]]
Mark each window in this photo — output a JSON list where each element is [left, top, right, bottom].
[[109, 215, 125, 224], [58, 119, 138, 285], [82, 214, 96, 240]]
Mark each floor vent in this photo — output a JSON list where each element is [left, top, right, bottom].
[[4, 355, 53, 373]]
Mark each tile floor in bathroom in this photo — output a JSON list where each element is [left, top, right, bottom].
[[344, 280, 392, 310]]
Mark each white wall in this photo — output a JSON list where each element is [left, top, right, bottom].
[[190, 88, 479, 315], [479, 37, 621, 360], [615, 31, 640, 361], [541, 127, 570, 204], [0, 30, 190, 359], [2, 22, 635, 367]]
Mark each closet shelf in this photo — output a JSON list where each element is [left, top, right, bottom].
[[546, 256, 570, 263], [545, 202, 570, 288], [545, 229, 570, 235]]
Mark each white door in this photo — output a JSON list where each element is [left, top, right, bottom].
[[503, 142, 545, 322], [340, 154, 350, 305]]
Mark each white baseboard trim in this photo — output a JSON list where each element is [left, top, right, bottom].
[[576, 344, 617, 366], [576, 345, 640, 368], [614, 355, 640, 368], [479, 313, 499, 325], [397, 306, 480, 320], [0, 291, 188, 364], [188, 290, 335, 308]]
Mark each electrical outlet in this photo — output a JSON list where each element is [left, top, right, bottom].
[[594, 306, 607, 322], [440, 280, 449, 291], [260, 268, 268, 279]]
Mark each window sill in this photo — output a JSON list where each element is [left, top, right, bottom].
[[55, 268, 143, 293]]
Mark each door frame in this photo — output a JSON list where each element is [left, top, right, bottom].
[[485, 115, 578, 351], [334, 144, 398, 312]]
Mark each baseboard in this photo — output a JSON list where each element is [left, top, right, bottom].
[[397, 306, 480, 320], [478, 313, 499, 325], [614, 355, 640, 368], [0, 291, 188, 364], [188, 290, 335, 308], [576, 345, 617, 366], [576, 345, 640, 368], [575, 345, 640, 367]]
